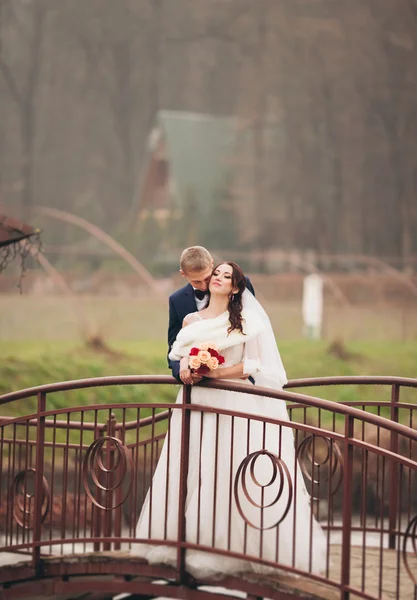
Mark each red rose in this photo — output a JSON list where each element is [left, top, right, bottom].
[[189, 347, 199, 356]]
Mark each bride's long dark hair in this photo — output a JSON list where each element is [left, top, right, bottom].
[[212, 261, 247, 335]]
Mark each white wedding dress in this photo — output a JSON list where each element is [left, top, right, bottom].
[[134, 310, 327, 579]]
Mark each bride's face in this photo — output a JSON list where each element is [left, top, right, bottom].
[[209, 263, 235, 296]]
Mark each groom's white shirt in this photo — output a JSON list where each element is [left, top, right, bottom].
[[193, 289, 207, 311]]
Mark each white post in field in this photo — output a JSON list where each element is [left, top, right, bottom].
[[302, 274, 324, 340]]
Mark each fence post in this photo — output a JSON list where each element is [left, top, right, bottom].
[[177, 384, 192, 584], [32, 391, 46, 571], [389, 384, 400, 550], [341, 415, 354, 600]]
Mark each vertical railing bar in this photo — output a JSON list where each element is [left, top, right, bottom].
[[113, 410, 125, 550], [309, 433, 316, 573], [5, 439, 12, 547], [275, 418, 282, 566], [259, 420, 267, 559], [176, 384, 191, 584], [29, 442, 34, 548], [275, 425, 282, 567], [196, 411, 203, 545], [227, 415, 234, 551], [77, 411, 84, 552], [22, 422, 30, 545], [289, 424, 296, 568], [378, 456, 386, 598], [148, 408, 156, 541], [92, 411, 101, 552], [407, 409, 412, 524], [72, 447, 79, 552], [71, 411, 79, 553], [143, 443, 147, 511], [211, 413, 220, 548], [61, 411, 70, 555], [375, 416, 381, 530], [103, 411, 115, 551], [316, 413, 322, 526], [360, 409, 366, 593], [49, 414, 57, 553], [127, 432, 134, 544], [82, 418, 89, 551], [16, 435, 22, 546], [121, 407, 128, 547], [0, 426, 4, 534], [361, 449, 368, 592], [341, 415, 354, 600], [395, 463, 403, 600], [389, 384, 400, 549], [149, 408, 155, 536], [131, 407, 140, 548], [325, 439, 333, 578], [32, 391, 46, 570], [10, 424, 17, 545], [243, 418, 250, 556]]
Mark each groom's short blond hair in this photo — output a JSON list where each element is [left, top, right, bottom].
[[180, 246, 213, 273]]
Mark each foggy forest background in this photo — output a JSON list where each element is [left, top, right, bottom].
[[1, 0, 417, 277]]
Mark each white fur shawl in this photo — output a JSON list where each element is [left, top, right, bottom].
[[168, 309, 265, 361]]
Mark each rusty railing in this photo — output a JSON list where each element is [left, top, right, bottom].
[[0, 375, 416, 600]]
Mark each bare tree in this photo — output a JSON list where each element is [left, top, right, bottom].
[[0, 0, 49, 213], [1, 0, 416, 263]]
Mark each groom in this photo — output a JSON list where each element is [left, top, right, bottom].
[[168, 246, 255, 382]]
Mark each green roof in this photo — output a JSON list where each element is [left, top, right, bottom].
[[157, 110, 238, 214]]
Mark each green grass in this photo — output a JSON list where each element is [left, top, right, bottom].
[[1, 339, 416, 411], [0, 339, 415, 457]]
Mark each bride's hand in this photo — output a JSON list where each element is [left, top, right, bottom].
[[204, 369, 220, 379], [179, 357, 194, 385]]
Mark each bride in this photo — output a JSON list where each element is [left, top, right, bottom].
[[134, 262, 326, 578]]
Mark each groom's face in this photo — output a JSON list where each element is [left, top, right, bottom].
[[181, 265, 213, 291]]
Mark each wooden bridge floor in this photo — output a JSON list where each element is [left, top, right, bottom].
[[0, 546, 416, 600]]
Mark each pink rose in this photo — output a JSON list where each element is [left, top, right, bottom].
[[207, 356, 219, 370], [189, 356, 202, 370], [198, 350, 211, 364]]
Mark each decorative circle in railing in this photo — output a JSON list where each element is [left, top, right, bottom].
[[11, 468, 50, 529], [83, 436, 133, 510], [403, 514, 417, 585], [234, 449, 293, 530], [297, 435, 343, 499]]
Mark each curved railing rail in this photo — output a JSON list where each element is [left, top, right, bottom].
[[0, 376, 416, 600]]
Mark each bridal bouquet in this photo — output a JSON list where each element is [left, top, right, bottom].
[[188, 342, 225, 375]]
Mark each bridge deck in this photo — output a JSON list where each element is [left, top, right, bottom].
[[1, 545, 416, 600]]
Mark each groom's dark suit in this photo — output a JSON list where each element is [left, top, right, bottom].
[[168, 276, 255, 380]]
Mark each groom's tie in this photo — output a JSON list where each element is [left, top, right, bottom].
[[194, 289, 208, 301]]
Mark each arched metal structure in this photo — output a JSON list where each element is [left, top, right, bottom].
[[0, 376, 416, 599], [33, 206, 160, 293]]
